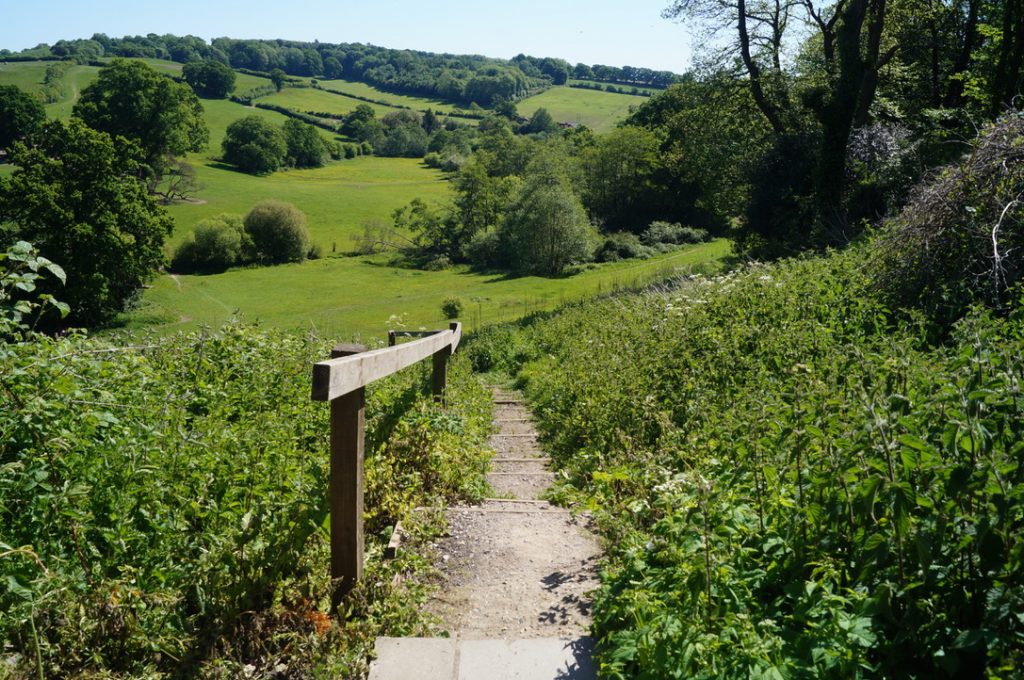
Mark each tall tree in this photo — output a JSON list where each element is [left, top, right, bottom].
[[73, 59, 208, 180], [664, 0, 897, 242], [0, 85, 45, 150], [0, 120, 173, 326], [183, 59, 236, 98]]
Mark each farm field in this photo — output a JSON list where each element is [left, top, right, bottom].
[[517, 85, 640, 132], [259, 85, 398, 117], [121, 239, 731, 341], [316, 77, 464, 112], [164, 156, 450, 250], [568, 78, 663, 96]]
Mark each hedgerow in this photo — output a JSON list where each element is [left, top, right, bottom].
[[471, 249, 1024, 678]]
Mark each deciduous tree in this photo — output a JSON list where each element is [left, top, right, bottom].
[[73, 59, 208, 177], [0, 119, 173, 325]]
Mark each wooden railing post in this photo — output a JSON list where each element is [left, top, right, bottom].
[[329, 343, 366, 610], [431, 323, 458, 402]]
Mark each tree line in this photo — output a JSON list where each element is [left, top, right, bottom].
[[1, 33, 683, 106]]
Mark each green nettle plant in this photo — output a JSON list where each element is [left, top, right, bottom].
[[470, 247, 1024, 678], [1, 266, 493, 677]]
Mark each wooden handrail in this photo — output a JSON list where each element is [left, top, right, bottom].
[[313, 322, 462, 401], [312, 321, 461, 610]]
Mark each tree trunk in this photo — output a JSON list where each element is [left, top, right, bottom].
[[944, 0, 980, 107]]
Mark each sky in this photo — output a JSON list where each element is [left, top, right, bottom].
[[0, 0, 694, 73]]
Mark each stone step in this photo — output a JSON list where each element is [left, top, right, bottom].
[[368, 636, 596, 680]]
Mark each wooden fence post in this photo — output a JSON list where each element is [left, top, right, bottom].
[[431, 323, 459, 402], [329, 343, 366, 610]]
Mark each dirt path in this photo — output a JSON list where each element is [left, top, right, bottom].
[[422, 389, 601, 638]]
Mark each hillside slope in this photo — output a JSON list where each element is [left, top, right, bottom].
[[468, 248, 1024, 677]]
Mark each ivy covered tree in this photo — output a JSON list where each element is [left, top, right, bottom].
[[0, 119, 173, 326], [73, 59, 208, 179]]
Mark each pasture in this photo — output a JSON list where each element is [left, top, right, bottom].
[[164, 156, 450, 249], [122, 240, 732, 340], [517, 85, 640, 132], [260, 86, 398, 118], [316, 77, 462, 112]]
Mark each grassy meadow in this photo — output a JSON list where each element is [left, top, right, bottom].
[[260, 86, 399, 117], [316, 78, 473, 114], [2, 58, 708, 343], [518, 85, 640, 132], [122, 240, 731, 341], [568, 79, 663, 96], [164, 156, 450, 249]]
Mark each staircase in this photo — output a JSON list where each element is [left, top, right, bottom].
[[368, 389, 599, 680]]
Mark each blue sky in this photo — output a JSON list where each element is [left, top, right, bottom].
[[1, 0, 693, 73]]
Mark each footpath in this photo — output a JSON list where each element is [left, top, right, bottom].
[[368, 388, 600, 680]]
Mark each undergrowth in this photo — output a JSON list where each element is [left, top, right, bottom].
[[1, 318, 491, 678], [469, 248, 1024, 678]]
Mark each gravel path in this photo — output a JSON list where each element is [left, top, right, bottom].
[[422, 389, 601, 638]]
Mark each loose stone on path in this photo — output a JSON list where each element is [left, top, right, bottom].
[[368, 387, 600, 680]]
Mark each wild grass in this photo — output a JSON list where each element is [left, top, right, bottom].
[[517, 85, 641, 132], [120, 240, 732, 340]]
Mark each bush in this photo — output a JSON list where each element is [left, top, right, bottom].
[[222, 115, 287, 174], [171, 213, 247, 273], [465, 229, 505, 270], [595, 232, 656, 262], [282, 118, 327, 168], [441, 296, 464, 319], [344, 143, 357, 159], [244, 200, 310, 264], [871, 113, 1024, 325], [641, 221, 710, 246]]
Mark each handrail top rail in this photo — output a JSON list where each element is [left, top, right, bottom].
[[312, 322, 461, 402]]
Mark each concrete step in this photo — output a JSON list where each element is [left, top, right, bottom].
[[368, 636, 596, 680]]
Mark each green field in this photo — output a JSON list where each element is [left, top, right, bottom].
[[122, 240, 731, 341], [568, 79, 663, 96], [260, 86, 398, 117], [317, 78, 463, 112], [165, 156, 450, 249], [518, 86, 640, 132]]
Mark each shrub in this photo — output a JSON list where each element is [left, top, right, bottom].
[[171, 213, 247, 273], [441, 296, 464, 319], [344, 143, 357, 159], [465, 229, 505, 270], [222, 115, 287, 174], [871, 113, 1024, 324], [282, 118, 327, 168], [641, 221, 710, 246], [595, 232, 655, 262], [244, 200, 310, 264]]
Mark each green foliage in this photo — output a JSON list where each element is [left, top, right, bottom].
[[171, 213, 248, 273], [0, 84, 45, 149], [269, 68, 287, 92], [594, 232, 655, 263], [221, 114, 287, 174], [0, 240, 68, 337], [525, 106, 557, 134], [73, 59, 208, 172], [0, 322, 493, 677], [641, 221, 711, 247], [282, 118, 328, 168], [870, 113, 1024, 325], [499, 163, 595, 275], [481, 248, 1024, 678], [244, 200, 310, 264], [440, 296, 464, 319], [0, 119, 173, 326], [182, 59, 236, 98], [625, 77, 770, 224]]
